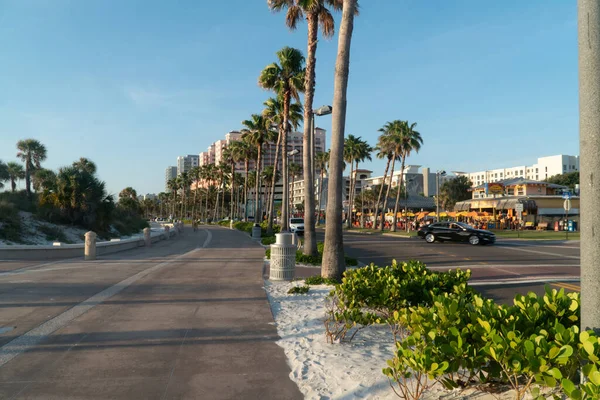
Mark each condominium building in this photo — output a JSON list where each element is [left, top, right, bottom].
[[164, 166, 177, 191], [365, 165, 451, 198], [176, 155, 199, 175], [454, 154, 579, 187]]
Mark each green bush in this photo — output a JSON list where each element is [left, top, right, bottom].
[[233, 221, 254, 234], [260, 221, 280, 235], [217, 220, 230, 227], [0, 201, 23, 243], [288, 285, 310, 294], [261, 236, 276, 245], [0, 191, 37, 213], [110, 207, 149, 237], [265, 248, 271, 259], [38, 224, 70, 243], [305, 275, 339, 285]]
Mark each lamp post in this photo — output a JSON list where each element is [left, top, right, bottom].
[[436, 170, 446, 221]]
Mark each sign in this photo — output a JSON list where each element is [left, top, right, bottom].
[[515, 204, 524, 213], [564, 199, 572, 211], [562, 191, 572, 200], [487, 183, 504, 195]]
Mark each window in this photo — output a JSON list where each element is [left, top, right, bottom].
[[500, 173, 503, 177], [536, 168, 538, 173], [520, 170, 523, 175], [564, 164, 567, 170], [536, 175, 538, 180]]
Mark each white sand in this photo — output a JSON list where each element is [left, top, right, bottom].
[[265, 280, 530, 400]]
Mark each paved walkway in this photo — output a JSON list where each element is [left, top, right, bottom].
[[0, 226, 302, 399]]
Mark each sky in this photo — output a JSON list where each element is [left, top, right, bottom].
[[0, 0, 578, 196]]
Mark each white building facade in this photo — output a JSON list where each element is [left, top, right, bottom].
[[176, 155, 199, 175], [455, 154, 579, 186], [164, 166, 177, 191]]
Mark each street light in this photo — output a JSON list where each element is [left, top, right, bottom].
[[310, 105, 332, 226], [436, 170, 446, 221]]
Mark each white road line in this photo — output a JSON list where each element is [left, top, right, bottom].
[[0, 229, 212, 369], [427, 264, 579, 270]]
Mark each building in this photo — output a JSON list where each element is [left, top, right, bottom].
[[365, 165, 451, 198], [454, 154, 579, 186], [164, 166, 177, 191], [176, 155, 199, 175]]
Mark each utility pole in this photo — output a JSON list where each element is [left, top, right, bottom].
[[579, 0, 600, 333]]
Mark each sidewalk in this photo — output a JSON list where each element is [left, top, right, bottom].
[[0, 227, 302, 399]]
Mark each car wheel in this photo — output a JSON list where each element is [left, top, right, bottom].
[[469, 235, 480, 245], [425, 233, 436, 243]]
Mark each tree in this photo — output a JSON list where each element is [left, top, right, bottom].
[[167, 178, 178, 219], [439, 175, 472, 211], [16, 139, 47, 197], [0, 161, 9, 190], [322, 0, 358, 280], [315, 150, 330, 225], [262, 96, 303, 234], [118, 186, 140, 214], [72, 157, 97, 175], [241, 114, 269, 222], [31, 168, 56, 193], [343, 134, 371, 228], [545, 171, 579, 190], [5, 162, 25, 192], [259, 46, 305, 231], [268, 0, 341, 255], [373, 131, 395, 230], [390, 121, 423, 232], [189, 166, 202, 220], [377, 121, 403, 232]]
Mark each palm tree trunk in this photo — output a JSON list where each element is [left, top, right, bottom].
[[267, 127, 283, 235], [317, 169, 325, 226], [244, 161, 249, 222], [322, 0, 357, 280], [221, 176, 226, 219], [391, 156, 406, 232], [374, 157, 391, 229], [380, 155, 396, 231], [303, 12, 319, 256], [255, 145, 262, 223], [230, 164, 235, 219], [346, 161, 354, 228], [281, 93, 291, 232], [192, 181, 198, 220]]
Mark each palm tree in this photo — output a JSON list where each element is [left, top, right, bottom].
[[188, 166, 202, 220], [0, 161, 9, 190], [373, 126, 395, 230], [268, 0, 341, 256], [354, 139, 373, 227], [259, 46, 305, 231], [322, 0, 359, 280], [390, 121, 423, 232], [6, 162, 25, 192], [16, 139, 47, 197], [315, 150, 330, 225], [377, 121, 403, 231], [288, 162, 302, 216], [236, 139, 257, 221], [343, 134, 362, 228], [262, 96, 303, 233], [241, 114, 269, 222], [167, 178, 178, 219], [72, 157, 97, 174]]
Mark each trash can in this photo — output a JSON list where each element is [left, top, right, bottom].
[[554, 221, 560, 232], [252, 224, 261, 239], [270, 233, 296, 281], [568, 220, 577, 232]]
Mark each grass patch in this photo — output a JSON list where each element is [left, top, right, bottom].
[[490, 229, 580, 240], [287, 285, 310, 294], [304, 275, 339, 285], [38, 224, 70, 243]]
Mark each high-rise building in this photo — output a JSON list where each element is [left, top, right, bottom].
[[176, 155, 200, 175], [164, 166, 177, 191]]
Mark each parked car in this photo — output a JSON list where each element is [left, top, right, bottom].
[[417, 222, 496, 245], [289, 218, 305, 236]]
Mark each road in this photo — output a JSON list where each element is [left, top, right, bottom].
[[0, 227, 301, 400], [316, 231, 580, 304]]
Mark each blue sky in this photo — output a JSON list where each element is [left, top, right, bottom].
[[0, 0, 578, 195]]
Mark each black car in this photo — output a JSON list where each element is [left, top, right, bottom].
[[417, 222, 496, 245]]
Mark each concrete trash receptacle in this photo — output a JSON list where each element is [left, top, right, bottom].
[[269, 233, 296, 281], [252, 224, 261, 239]]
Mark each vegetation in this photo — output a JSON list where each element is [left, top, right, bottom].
[[439, 175, 472, 211], [343, 134, 373, 228], [287, 285, 310, 294], [545, 171, 579, 191]]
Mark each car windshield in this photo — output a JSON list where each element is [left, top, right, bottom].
[[290, 219, 304, 224]]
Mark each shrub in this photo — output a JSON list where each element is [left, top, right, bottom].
[[38, 224, 70, 243], [0, 201, 22, 243], [288, 285, 310, 294], [217, 220, 230, 227], [233, 221, 254, 234], [265, 248, 271, 259], [261, 236, 276, 246], [305, 275, 339, 286]]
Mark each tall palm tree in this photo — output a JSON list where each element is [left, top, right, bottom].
[[390, 121, 423, 232], [288, 162, 302, 217], [374, 125, 396, 230], [377, 121, 403, 232], [343, 134, 362, 228], [72, 157, 97, 174], [236, 139, 257, 221], [322, 0, 359, 280], [176, 172, 190, 219], [241, 114, 269, 222], [259, 46, 305, 231], [315, 150, 330, 225], [262, 96, 303, 233], [0, 161, 9, 190], [268, 0, 341, 254], [189, 166, 201, 220], [6, 162, 25, 192], [16, 139, 47, 197], [354, 139, 373, 227]]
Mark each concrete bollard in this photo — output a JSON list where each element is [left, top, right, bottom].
[[143, 227, 151, 247], [269, 233, 296, 281], [230, 220, 234, 230], [84, 231, 97, 261], [252, 224, 262, 239], [164, 225, 170, 240]]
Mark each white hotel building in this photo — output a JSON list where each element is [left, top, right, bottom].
[[454, 155, 579, 187]]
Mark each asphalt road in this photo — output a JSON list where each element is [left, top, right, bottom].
[[316, 230, 581, 304], [0, 227, 301, 400]]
